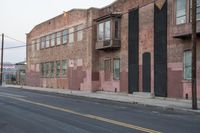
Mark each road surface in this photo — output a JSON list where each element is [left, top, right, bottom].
[[0, 87, 200, 133]]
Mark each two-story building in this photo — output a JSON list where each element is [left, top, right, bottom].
[[26, 0, 200, 99]]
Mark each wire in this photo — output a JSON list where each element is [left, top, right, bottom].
[[2, 0, 157, 50]]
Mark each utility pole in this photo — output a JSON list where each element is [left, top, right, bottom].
[[192, 0, 197, 110], [0, 33, 4, 86]]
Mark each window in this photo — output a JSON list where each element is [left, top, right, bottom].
[[46, 35, 50, 48], [190, 0, 200, 21], [98, 20, 111, 41], [62, 30, 68, 44], [98, 23, 104, 41], [113, 59, 120, 80], [40, 63, 45, 77], [56, 61, 61, 77], [36, 39, 40, 50], [62, 60, 68, 76], [105, 21, 111, 40], [44, 63, 49, 77], [114, 20, 120, 39], [104, 59, 111, 81], [56, 32, 61, 45], [50, 62, 54, 77], [77, 25, 83, 41], [184, 50, 192, 80], [69, 28, 74, 43], [51, 34, 55, 47], [31, 40, 35, 52], [176, 0, 186, 25], [41, 37, 46, 49]]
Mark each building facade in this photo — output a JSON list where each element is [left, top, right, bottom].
[[26, 0, 200, 99]]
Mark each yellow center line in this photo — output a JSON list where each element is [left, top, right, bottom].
[[0, 95, 161, 133]]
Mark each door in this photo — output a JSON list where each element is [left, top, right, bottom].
[[143, 52, 151, 92]]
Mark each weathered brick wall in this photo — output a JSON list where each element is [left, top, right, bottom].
[[167, 0, 200, 99]]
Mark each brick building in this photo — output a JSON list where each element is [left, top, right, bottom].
[[26, 0, 200, 99]]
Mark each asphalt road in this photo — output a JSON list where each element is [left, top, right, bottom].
[[0, 87, 200, 133]]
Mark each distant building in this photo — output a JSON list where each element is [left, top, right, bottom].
[[26, 0, 200, 99], [15, 61, 26, 85], [0, 62, 16, 84]]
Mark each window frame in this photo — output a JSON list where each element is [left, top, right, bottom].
[[97, 19, 111, 41], [51, 33, 56, 47], [104, 59, 112, 81], [183, 50, 192, 80], [113, 58, 120, 80], [62, 29, 68, 45], [62, 60, 68, 77], [77, 25, 83, 42], [69, 27, 74, 44], [176, 0, 187, 25], [56, 61, 61, 78], [56, 32, 62, 46]]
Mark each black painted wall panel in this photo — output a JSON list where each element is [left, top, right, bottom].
[[128, 9, 139, 94], [154, 2, 168, 97]]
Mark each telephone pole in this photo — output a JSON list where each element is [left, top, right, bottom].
[[0, 33, 4, 86], [192, 0, 198, 110]]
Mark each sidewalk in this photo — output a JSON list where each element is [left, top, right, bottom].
[[4, 84, 200, 114]]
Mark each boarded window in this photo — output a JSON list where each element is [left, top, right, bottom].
[[113, 59, 120, 80], [184, 50, 192, 80], [104, 59, 111, 81], [62, 60, 68, 76], [62, 30, 68, 44], [176, 0, 186, 25], [56, 61, 61, 77]]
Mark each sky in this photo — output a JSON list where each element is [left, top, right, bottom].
[[0, 0, 116, 63]]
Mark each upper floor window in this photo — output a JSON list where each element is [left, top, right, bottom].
[[183, 50, 192, 80], [31, 40, 35, 52], [77, 25, 83, 42], [98, 20, 111, 41], [114, 19, 120, 39], [41, 37, 46, 49], [176, 0, 186, 25], [36, 39, 40, 50], [69, 28, 74, 43], [46, 35, 50, 48], [62, 30, 68, 44], [51, 34, 55, 47], [56, 32, 61, 45], [190, 0, 200, 21]]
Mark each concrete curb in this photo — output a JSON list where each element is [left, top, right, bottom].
[[4, 85, 200, 114]]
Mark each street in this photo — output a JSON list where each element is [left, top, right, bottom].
[[0, 87, 200, 133]]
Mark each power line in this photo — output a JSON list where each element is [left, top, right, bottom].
[[2, 0, 157, 50]]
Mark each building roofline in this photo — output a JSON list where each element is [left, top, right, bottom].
[[27, 0, 120, 35]]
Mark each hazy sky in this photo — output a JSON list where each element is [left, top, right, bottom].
[[0, 0, 115, 63]]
